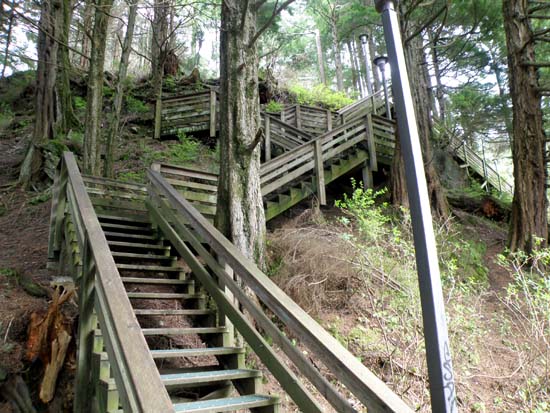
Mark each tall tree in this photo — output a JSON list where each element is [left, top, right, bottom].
[[19, 0, 62, 188], [83, 0, 114, 175], [1, 0, 16, 79], [216, 0, 294, 266], [503, 0, 548, 252], [104, 0, 137, 177]]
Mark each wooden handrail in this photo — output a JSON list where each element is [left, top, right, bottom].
[[50, 152, 174, 412], [147, 168, 414, 413]]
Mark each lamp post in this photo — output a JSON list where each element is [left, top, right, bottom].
[[373, 55, 391, 119], [374, 1, 458, 412], [359, 33, 373, 96]]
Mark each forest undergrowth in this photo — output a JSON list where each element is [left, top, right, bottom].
[[267, 183, 549, 413]]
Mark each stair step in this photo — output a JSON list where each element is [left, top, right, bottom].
[[151, 347, 244, 359], [100, 222, 153, 233], [121, 277, 192, 285], [128, 292, 201, 299], [107, 240, 170, 251], [117, 264, 183, 272], [173, 395, 278, 413], [134, 309, 214, 316], [104, 231, 158, 241], [112, 252, 175, 261], [162, 369, 260, 387], [142, 327, 227, 336], [97, 213, 149, 224]]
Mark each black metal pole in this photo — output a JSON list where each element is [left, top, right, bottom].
[[374, 1, 458, 412]]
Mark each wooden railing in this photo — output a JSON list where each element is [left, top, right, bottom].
[[147, 169, 414, 413], [266, 104, 340, 136], [48, 152, 173, 412], [261, 112, 313, 159], [156, 89, 218, 139], [338, 90, 386, 123], [450, 139, 513, 194]]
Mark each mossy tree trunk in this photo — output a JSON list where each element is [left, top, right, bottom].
[[104, 0, 137, 177], [83, 0, 113, 175], [57, 0, 79, 133], [215, 0, 266, 266], [503, 0, 548, 252], [330, 16, 344, 92], [19, 0, 62, 188]]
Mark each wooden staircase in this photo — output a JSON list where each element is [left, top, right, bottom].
[[48, 152, 414, 413]]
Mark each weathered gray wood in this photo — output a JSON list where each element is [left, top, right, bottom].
[[147, 170, 414, 413], [366, 114, 378, 172], [154, 99, 162, 140], [209, 89, 217, 137], [327, 109, 333, 131], [264, 115, 271, 161], [313, 140, 326, 205], [61, 153, 174, 413]]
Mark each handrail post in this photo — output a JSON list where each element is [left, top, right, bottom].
[[209, 89, 217, 137], [296, 105, 302, 129], [265, 115, 271, 161], [154, 98, 162, 140], [494, 160, 502, 193], [313, 140, 327, 205], [376, 1, 458, 412], [74, 240, 97, 413], [47, 165, 68, 269], [326, 109, 333, 131]]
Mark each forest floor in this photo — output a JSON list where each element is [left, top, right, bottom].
[[0, 73, 547, 413]]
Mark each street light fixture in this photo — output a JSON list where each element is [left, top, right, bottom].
[[373, 55, 391, 119], [358, 33, 373, 96]]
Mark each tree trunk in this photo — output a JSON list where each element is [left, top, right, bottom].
[[503, 0, 548, 252], [428, 30, 445, 122], [315, 29, 326, 85], [79, 0, 93, 69], [104, 0, 137, 178], [19, 0, 62, 188], [215, 0, 266, 267], [367, 29, 381, 92], [57, 0, 79, 133], [330, 18, 343, 92], [403, 34, 449, 219], [83, 0, 113, 175], [390, 128, 408, 208], [1, 0, 15, 79], [346, 41, 359, 95], [356, 37, 372, 96], [151, 0, 168, 83]]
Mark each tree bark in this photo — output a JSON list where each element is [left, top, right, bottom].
[[346, 41, 359, 95], [104, 0, 137, 178], [83, 0, 113, 175], [215, 0, 266, 267], [367, 29, 381, 92], [329, 17, 343, 92], [356, 37, 372, 96], [57, 0, 79, 133], [1, 0, 15, 79], [403, 34, 449, 219], [390, 128, 408, 208], [19, 0, 62, 188], [503, 0, 548, 252], [427, 30, 445, 122], [79, 0, 93, 69], [315, 29, 326, 85]]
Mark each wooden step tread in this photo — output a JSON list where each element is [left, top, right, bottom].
[[127, 292, 202, 299], [121, 277, 192, 285], [100, 222, 153, 232], [134, 309, 213, 316], [142, 327, 226, 336], [107, 240, 169, 250], [104, 231, 158, 240], [173, 395, 278, 413], [151, 347, 244, 359], [97, 213, 149, 224], [117, 264, 183, 272], [162, 369, 260, 387], [112, 252, 175, 260]]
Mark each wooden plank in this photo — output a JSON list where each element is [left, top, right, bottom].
[[265, 116, 271, 161], [155, 99, 162, 140], [366, 114, 378, 172], [210, 89, 216, 137], [146, 198, 326, 413], [62, 153, 174, 413], [314, 140, 326, 205], [147, 170, 414, 413]]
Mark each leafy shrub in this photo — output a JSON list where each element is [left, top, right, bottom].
[[74, 96, 86, 110], [265, 100, 284, 113], [125, 96, 149, 113], [288, 84, 354, 110]]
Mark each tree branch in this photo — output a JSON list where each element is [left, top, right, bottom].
[[248, 0, 296, 48]]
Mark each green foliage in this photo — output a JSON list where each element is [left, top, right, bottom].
[[118, 170, 145, 183], [265, 100, 284, 113], [103, 86, 115, 98], [74, 96, 86, 110], [167, 132, 202, 164], [288, 84, 353, 110], [0, 102, 13, 130], [28, 190, 51, 205], [125, 96, 149, 113]]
